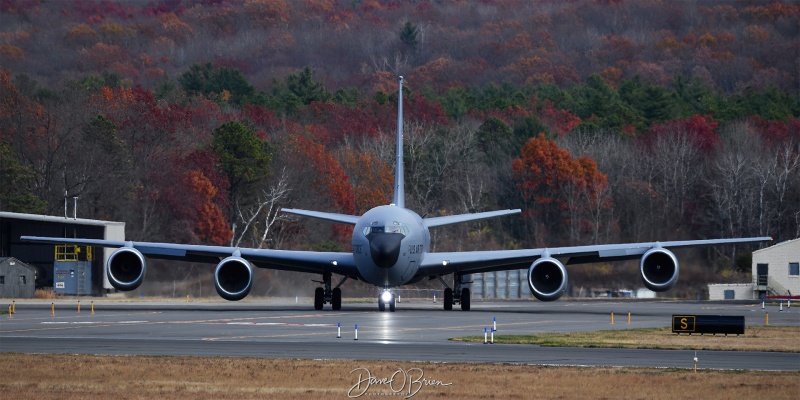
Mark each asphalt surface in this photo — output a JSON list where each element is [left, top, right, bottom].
[[1, 299, 798, 370]]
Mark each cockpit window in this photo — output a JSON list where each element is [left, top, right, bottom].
[[364, 225, 408, 236]]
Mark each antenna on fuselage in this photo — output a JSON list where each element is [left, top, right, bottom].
[[392, 76, 405, 208]]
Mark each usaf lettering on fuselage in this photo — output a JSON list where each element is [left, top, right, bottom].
[[408, 244, 423, 254]]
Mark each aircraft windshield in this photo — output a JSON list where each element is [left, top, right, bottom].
[[364, 225, 408, 236]]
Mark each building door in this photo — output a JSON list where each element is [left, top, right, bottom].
[[756, 263, 768, 286]]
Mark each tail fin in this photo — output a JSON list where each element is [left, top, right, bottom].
[[392, 76, 405, 208]]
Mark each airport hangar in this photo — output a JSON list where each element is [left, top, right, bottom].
[[708, 237, 799, 300], [0, 211, 124, 296]]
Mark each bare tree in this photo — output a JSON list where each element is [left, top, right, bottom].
[[230, 167, 293, 249], [768, 139, 800, 241], [707, 123, 762, 262]]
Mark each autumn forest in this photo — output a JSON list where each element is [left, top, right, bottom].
[[1, 0, 798, 296]]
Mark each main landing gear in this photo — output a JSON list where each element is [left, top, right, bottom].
[[314, 272, 347, 310], [440, 273, 471, 311], [378, 289, 396, 312]]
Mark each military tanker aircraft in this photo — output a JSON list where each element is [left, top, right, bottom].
[[23, 77, 771, 312]]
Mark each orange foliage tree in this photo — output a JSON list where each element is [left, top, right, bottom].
[[512, 133, 609, 244], [289, 133, 355, 241], [340, 147, 393, 214], [184, 170, 232, 245], [245, 0, 290, 27]]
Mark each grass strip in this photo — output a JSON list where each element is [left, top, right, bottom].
[[450, 326, 800, 352]]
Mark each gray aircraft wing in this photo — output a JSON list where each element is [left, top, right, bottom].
[[424, 209, 521, 228], [20, 236, 359, 277], [417, 237, 772, 276], [280, 208, 360, 225]]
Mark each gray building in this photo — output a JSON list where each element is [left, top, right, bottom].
[[0, 257, 36, 298], [0, 212, 125, 294]]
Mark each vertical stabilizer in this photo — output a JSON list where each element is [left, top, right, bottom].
[[392, 76, 405, 208]]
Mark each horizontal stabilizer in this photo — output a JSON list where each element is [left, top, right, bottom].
[[424, 209, 521, 228], [280, 208, 360, 225]]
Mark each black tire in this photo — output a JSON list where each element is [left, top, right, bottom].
[[444, 288, 453, 311], [378, 300, 386, 312], [332, 287, 342, 310], [460, 288, 471, 311], [314, 287, 324, 310], [389, 296, 396, 312]]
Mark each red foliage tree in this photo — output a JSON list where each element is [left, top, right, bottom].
[[303, 102, 384, 143], [539, 100, 581, 137], [643, 114, 720, 155], [751, 116, 800, 147]]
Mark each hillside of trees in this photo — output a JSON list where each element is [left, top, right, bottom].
[[1, 0, 798, 297]]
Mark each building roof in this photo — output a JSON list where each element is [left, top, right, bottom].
[[0, 257, 36, 272], [708, 283, 753, 287], [752, 237, 800, 255], [0, 211, 124, 227]]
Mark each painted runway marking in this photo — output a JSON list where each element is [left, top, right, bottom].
[[227, 322, 334, 327], [40, 321, 149, 325]]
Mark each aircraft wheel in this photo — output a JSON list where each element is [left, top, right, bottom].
[[378, 300, 386, 312], [314, 287, 324, 310], [460, 288, 471, 311], [444, 288, 453, 311], [389, 296, 396, 312], [332, 287, 342, 310]]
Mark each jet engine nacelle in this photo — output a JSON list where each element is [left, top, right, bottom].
[[107, 247, 146, 291], [640, 248, 679, 292], [214, 256, 254, 301], [527, 257, 568, 301]]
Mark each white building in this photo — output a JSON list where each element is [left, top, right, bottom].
[[708, 238, 799, 300], [752, 238, 799, 298], [708, 283, 756, 300]]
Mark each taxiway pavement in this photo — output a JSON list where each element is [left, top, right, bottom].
[[1, 299, 797, 370]]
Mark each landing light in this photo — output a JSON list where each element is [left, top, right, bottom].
[[381, 291, 392, 303], [442, 260, 449, 266]]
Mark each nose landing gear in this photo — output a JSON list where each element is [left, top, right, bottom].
[[378, 289, 396, 312]]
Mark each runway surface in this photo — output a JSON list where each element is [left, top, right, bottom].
[[1, 299, 798, 370]]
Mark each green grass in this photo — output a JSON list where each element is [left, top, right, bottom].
[[450, 326, 800, 352]]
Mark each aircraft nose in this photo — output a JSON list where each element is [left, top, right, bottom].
[[369, 233, 403, 269]]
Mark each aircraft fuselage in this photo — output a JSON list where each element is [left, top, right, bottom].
[[352, 205, 429, 287]]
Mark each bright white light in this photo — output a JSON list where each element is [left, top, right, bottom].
[[381, 291, 392, 303]]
